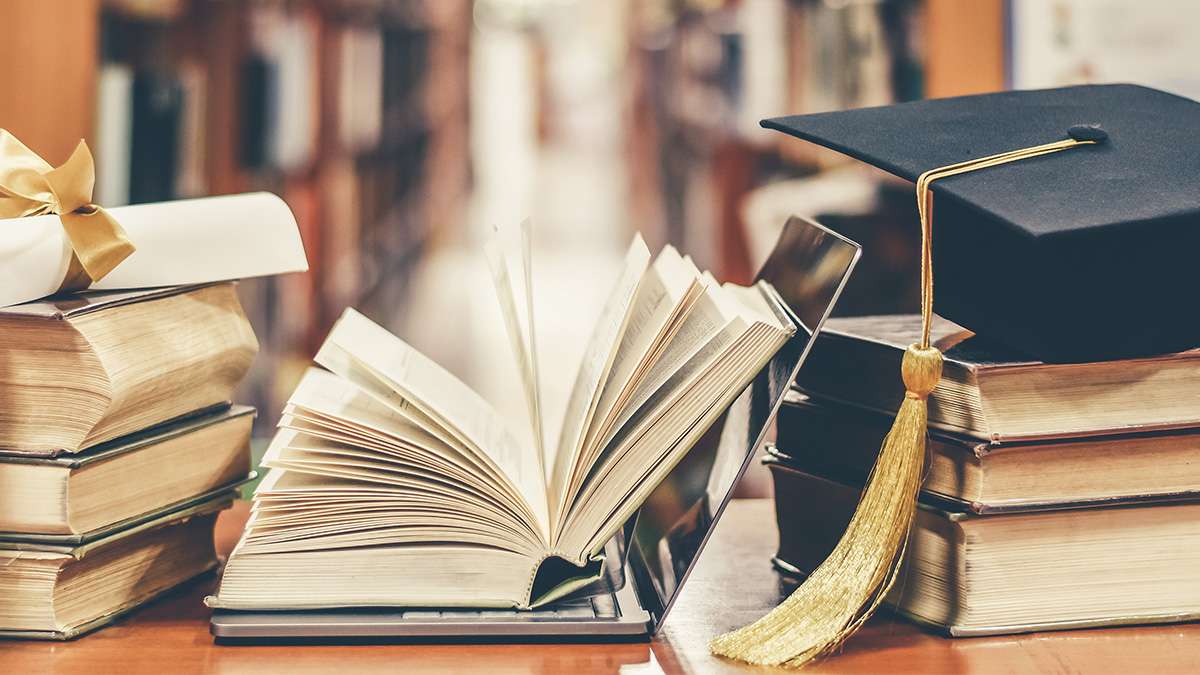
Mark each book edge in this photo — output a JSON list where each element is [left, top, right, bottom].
[[0, 282, 228, 321], [0, 491, 235, 555]]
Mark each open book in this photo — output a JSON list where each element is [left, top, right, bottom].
[[209, 228, 795, 610]]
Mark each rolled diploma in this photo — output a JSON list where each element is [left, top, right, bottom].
[[0, 192, 308, 308]]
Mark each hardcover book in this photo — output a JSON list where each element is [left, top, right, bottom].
[[209, 230, 797, 610], [0, 493, 233, 640], [768, 462, 1200, 636], [0, 283, 258, 456], [0, 406, 254, 541], [774, 394, 1200, 513], [796, 314, 1200, 443]]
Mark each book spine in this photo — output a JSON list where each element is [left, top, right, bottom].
[[94, 63, 134, 206]]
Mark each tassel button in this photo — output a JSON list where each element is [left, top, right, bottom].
[[902, 344, 943, 399]]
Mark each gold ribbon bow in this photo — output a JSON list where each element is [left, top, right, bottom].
[[0, 129, 135, 293]]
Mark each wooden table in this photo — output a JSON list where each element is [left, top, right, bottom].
[[3, 499, 1199, 674]]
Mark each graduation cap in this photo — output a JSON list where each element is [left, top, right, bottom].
[[711, 84, 1200, 668], [763, 83, 1200, 363]]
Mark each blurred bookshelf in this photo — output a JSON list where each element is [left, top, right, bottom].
[[0, 0, 471, 433], [0, 0, 1013, 435]]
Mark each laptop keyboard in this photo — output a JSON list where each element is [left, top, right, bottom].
[[396, 594, 619, 622]]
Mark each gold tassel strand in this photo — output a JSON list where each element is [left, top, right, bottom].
[[711, 128, 1102, 668], [709, 344, 941, 666]]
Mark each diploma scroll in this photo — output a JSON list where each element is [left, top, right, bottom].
[[0, 192, 309, 308]]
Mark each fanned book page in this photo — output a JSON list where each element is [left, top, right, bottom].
[[209, 231, 796, 611]]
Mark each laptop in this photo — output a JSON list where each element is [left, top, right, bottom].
[[211, 216, 860, 642]]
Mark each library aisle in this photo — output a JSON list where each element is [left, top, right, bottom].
[[403, 1, 630, 454]]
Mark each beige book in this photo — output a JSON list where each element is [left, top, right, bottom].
[[0, 283, 259, 456], [209, 227, 796, 611], [0, 407, 254, 540], [797, 314, 1200, 442], [0, 494, 231, 640], [769, 463, 1200, 637]]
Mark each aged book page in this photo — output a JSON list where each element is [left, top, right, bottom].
[[549, 235, 651, 528], [484, 220, 545, 474], [605, 274, 741, 445], [281, 369, 529, 521], [574, 246, 704, 494], [315, 309, 549, 539], [562, 323, 787, 556], [559, 285, 792, 553]]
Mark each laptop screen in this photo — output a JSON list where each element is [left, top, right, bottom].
[[624, 216, 860, 632]]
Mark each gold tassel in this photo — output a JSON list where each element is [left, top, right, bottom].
[[711, 129, 1101, 668], [709, 344, 941, 666]]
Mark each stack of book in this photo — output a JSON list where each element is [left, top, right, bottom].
[[0, 283, 258, 639], [769, 315, 1200, 636]]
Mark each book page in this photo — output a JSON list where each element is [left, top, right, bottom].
[[313, 338, 544, 535], [315, 308, 549, 539], [520, 222, 542, 468], [572, 327, 785, 557], [549, 283, 741, 532], [605, 277, 739, 445], [722, 280, 791, 329], [260, 431, 543, 552], [256, 467, 537, 549], [548, 235, 651, 526], [567, 246, 701, 501], [284, 368, 511, 493], [483, 220, 545, 480], [563, 284, 796, 544], [588, 247, 696, 440], [556, 316, 752, 533]]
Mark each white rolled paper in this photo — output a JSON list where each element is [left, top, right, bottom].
[[0, 192, 309, 308]]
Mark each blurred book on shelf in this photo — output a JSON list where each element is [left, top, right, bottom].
[[130, 70, 184, 203], [625, 0, 927, 284]]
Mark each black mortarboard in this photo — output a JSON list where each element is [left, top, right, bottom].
[[762, 83, 1200, 362]]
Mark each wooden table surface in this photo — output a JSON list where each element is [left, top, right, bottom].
[[3, 499, 1199, 674]]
